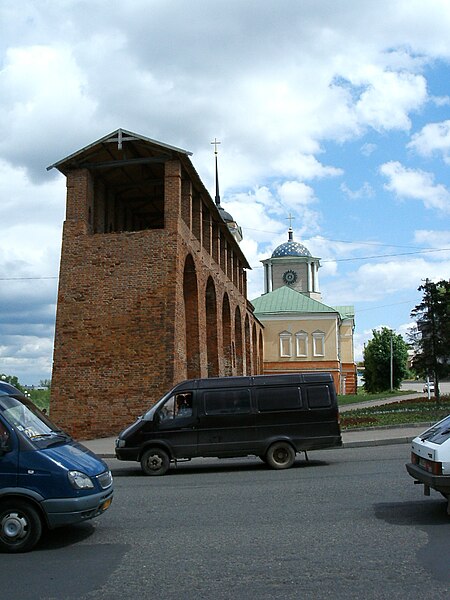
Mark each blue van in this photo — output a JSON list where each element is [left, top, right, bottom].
[[0, 381, 113, 552]]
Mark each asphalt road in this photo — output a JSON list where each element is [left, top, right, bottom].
[[2, 446, 449, 600]]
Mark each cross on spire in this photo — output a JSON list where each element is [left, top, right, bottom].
[[211, 137, 221, 155]]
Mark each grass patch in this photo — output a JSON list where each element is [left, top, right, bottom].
[[341, 396, 450, 429], [338, 389, 417, 406]]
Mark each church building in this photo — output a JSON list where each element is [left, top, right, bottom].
[[252, 227, 356, 394], [48, 129, 263, 439]]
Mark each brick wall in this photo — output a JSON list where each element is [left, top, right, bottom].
[[50, 142, 263, 439]]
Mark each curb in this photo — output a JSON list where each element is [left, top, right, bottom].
[[342, 436, 417, 448]]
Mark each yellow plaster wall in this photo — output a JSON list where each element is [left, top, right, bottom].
[[261, 317, 338, 362]]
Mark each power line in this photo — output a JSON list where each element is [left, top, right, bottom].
[[355, 300, 415, 313], [242, 227, 438, 250], [321, 247, 450, 263], [251, 246, 450, 268]]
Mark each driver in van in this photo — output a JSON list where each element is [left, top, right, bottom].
[[176, 394, 193, 417]]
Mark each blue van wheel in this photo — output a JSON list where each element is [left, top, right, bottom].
[[266, 442, 296, 470], [0, 500, 43, 553], [141, 447, 170, 476]]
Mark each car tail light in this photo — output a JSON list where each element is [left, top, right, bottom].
[[412, 452, 442, 475]]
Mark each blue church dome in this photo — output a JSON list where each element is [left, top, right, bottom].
[[271, 228, 311, 258]]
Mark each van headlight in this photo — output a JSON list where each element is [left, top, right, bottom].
[[116, 439, 126, 448], [68, 470, 94, 489]]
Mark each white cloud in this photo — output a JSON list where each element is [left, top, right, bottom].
[[380, 161, 450, 213], [354, 69, 427, 132], [0, 45, 98, 180], [340, 181, 374, 200], [361, 143, 377, 156], [413, 229, 450, 248], [272, 152, 343, 180], [323, 257, 450, 305], [408, 120, 450, 164]]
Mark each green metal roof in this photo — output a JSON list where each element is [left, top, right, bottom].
[[251, 286, 339, 315], [333, 305, 355, 319]]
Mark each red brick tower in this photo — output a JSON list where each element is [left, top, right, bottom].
[[49, 129, 263, 439]]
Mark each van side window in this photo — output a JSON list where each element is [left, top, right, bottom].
[[255, 387, 302, 412], [203, 389, 251, 415], [159, 393, 193, 420], [306, 386, 331, 408]]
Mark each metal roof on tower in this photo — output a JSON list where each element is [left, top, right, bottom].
[[271, 227, 312, 258]]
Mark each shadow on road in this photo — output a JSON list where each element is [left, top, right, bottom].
[[37, 521, 97, 550], [374, 500, 450, 583], [111, 457, 330, 477], [374, 499, 449, 526]]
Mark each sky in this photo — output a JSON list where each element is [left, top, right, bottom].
[[1, 0, 450, 385]]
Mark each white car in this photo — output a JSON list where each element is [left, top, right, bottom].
[[406, 415, 450, 515], [423, 381, 435, 394]]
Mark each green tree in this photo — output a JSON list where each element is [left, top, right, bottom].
[[363, 327, 409, 393], [0, 373, 25, 392], [409, 279, 450, 402]]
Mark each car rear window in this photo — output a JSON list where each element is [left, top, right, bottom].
[[420, 415, 450, 445]]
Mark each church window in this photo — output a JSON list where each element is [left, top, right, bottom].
[[295, 331, 308, 357], [279, 331, 292, 357], [312, 331, 325, 357]]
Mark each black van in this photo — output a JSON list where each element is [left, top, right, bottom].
[[115, 372, 341, 475]]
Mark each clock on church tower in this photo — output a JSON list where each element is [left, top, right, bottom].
[[282, 269, 297, 285]]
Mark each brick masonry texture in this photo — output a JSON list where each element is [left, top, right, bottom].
[[50, 134, 263, 439]]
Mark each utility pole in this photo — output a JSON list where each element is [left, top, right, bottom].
[[390, 331, 393, 391]]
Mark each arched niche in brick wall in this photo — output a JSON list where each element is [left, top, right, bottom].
[[245, 315, 251, 375], [205, 277, 219, 378], [183, 254, 200, 379], [234, 305, 243, 376], [222, 293, 232, 376]]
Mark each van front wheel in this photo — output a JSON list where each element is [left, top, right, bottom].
[[266, 442, 296, 470], [141, 448, 170, 476], [0, 500, 43, 553]]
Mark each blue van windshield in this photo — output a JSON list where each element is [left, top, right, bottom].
[[0, 394, 70, 448]]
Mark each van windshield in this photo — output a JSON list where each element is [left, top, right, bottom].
[[0, 394, 71, 449], [143, 390, 173, 421]]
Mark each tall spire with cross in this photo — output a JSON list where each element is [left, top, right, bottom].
[[211, 137, 221, 206]]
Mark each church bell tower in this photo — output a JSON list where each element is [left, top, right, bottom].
[[261, 226, 322, 301]]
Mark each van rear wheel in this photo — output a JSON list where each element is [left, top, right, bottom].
[[141, 447, 170, 476], [266, 442, 296, 470], [0, 500, 43, 553]]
